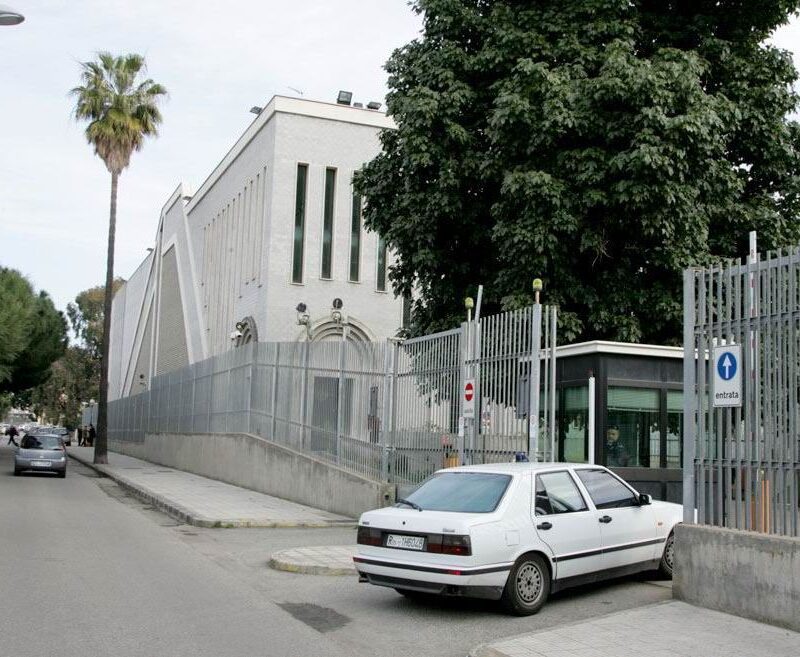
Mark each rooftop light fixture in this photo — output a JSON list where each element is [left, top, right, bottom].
[[0, 5, 24, 25], [366, 101, 382, 110], [250, 106, 263, 115], [337, 90, 353, 106]]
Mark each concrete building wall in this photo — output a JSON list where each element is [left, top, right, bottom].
[[673, 523, 800, 631], [265, 111, 402, 342], [107, 284, 127, 401], [107, 95, 402, 401]]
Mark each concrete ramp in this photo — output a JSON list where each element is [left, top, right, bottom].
[[109, 432, 395, 518]]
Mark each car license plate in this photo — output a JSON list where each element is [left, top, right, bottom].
[[31, 460, 51, 467], [386, 534, 425, 551]]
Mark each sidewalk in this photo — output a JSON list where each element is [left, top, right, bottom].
[[67, 446, 354, 528], [470, 600, 799, 657]]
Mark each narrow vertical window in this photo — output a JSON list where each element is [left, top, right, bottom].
[[292, 164, 308, 284], [321, 167, 336, 279], [349, 192, 361, 282], [402, 293, 412, 328], [376, 234, 387, 292]]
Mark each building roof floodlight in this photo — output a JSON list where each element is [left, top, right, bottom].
[[0, 5, 24, 25]]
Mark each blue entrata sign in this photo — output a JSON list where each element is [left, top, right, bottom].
[[713, 344, 742, 408], [717, 351, 738, 381]]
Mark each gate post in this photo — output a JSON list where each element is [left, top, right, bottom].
[[529, 303, 542, 461], [683, 268, 697, 524]]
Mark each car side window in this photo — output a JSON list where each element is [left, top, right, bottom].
[[576, 469, 638, 509], [535, 472, 588, 516]]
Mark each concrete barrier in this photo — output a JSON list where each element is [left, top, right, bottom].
[[673, 523, 800, 632], [108, 432, 395, 518]]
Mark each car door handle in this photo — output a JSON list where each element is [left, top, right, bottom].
[[536, 522, 552, 530], [599, 515, 613, 524]]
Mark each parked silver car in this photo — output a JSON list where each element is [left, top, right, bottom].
[[14, 433, 67, 477]]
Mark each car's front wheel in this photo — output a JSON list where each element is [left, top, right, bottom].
[[13, 468, 20, 476], [659, 531, 675, 578], [501, 553, 550, 616]]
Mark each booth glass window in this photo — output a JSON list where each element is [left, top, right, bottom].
[[606, 387, 659, 468], [560, 386, 588, 462], [666, 390, 683, 468]]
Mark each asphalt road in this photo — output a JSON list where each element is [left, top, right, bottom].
[[0, 445, 672, 657]]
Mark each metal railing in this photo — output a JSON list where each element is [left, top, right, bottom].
[[684, 238, 800, 536], [99, 304, 557, 485]]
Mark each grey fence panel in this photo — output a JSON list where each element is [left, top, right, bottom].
[[102, 302, 558, 484], [686, 245, 800, 537]]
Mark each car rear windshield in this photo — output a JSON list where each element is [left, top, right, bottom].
[[21, 435, 61, 450], [402, 472, 512, 513]]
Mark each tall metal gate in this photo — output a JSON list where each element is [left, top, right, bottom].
[[683, 237, 800, 537], [388, 303, 557, 482]]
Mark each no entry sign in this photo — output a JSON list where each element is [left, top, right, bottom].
[[463, 379, 476, 418]]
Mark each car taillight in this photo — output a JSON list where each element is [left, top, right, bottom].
[[427, 534, 471, 556], [357, 526, 382, 546]]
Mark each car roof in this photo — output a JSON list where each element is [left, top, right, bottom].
[[437, 462, 604, 476]]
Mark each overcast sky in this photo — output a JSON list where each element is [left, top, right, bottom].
[[0, 2, 797, 315]]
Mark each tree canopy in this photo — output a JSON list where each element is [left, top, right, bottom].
[[66, 279, 125, 357], [355, 0, 800, 343], [71, 52, 167, 176], [0, 267, 67, 393]]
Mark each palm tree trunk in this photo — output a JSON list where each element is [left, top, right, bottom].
[[95, 170, 119, 465]]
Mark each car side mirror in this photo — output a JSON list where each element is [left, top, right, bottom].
[[638, 493, 652, 506]]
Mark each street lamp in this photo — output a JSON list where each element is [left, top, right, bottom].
[[0, 4, 24, 25]]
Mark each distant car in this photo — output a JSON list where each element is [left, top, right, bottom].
[[354, 463, 681, 615], [14, 434, 67, 478], [53, 426, 70, 446]]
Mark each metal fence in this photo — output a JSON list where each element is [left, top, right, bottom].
[[101, 303, 557, 485], [684, 239, 800, 537]]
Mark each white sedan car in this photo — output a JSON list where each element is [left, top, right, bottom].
[[354, 462, 681, 615]]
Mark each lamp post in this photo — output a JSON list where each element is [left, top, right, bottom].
[[0, 5, 24, 25]]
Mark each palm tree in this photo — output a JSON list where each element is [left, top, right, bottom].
[[71, 52, 167, 464]]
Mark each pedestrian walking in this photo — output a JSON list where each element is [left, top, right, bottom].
[[77, 425, 85, 446], [87, 423, 96, 447], [5, 425, 19, 447]]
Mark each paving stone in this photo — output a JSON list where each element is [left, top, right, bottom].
[[469, 602, 800, 657]]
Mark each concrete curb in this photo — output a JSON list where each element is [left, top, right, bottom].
[[268, 546, 357, 576], [268, 555, 357, 576], [67, 451, 356, 529]]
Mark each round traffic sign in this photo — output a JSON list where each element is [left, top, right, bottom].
[[717, 351, 738, 381], [464, 382, 474, 401]]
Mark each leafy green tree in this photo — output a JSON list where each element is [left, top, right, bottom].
[[355, 0, 800, 344], [71, 53, 166, 463], [0, 267, 35, 385], [0, 268, 66, 393], [66, 279, 125, 356], [30, 347, 97, 429]]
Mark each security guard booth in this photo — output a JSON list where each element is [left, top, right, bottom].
[[553, 341, 684, 503]]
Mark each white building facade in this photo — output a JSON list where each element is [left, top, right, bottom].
[[108, 96, 402, 401]]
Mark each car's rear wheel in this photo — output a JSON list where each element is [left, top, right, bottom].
[[501, 553, 550, 616], [659, 531, 675, 578], [57, 470, 66, 479], [13, 468, 20, 476]]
